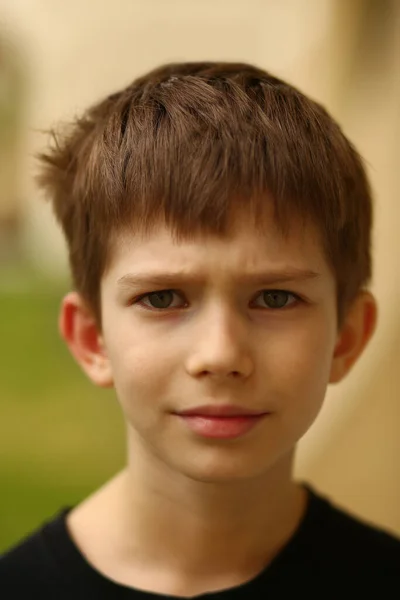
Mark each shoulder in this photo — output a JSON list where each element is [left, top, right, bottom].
[[305, 485, 400, 579], [0, 508, 74, 598]]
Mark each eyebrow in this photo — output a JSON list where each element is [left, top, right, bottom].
[[117, 268, 321, 288]]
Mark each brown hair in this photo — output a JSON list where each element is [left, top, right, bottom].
[[37, 61, 373, 331]]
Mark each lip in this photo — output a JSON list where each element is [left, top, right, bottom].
[[176, 414, 268, 439], [174, 404, 269, 417]]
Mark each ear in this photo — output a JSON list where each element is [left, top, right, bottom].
[[59, 291, 114, 388], [329, 290, 378, 384]]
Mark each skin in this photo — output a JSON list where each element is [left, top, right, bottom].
[[60, 207, 377, 597]]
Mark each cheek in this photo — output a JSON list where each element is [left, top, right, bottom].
[[265, 314, 335, 413], [105, 328, 178, 415]]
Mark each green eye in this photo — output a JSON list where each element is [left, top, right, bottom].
[[259, 291, 297, 309], [132, 289, 184, 311], [146, 291, 175, 309], [133, 289, 300, 312]]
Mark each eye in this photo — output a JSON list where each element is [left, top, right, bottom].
[[254, 290, 300, 309], [133, 290, 184, 310], [133, 288, 301, 312]]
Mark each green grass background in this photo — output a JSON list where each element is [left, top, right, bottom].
[[0, 267, 125, 553]]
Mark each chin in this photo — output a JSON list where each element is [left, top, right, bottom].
[[173, 453, 280, 485]]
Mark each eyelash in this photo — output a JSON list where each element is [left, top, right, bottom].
[[131, 289, 303, 312]]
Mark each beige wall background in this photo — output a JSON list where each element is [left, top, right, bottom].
[[1, 0, 399, 533]]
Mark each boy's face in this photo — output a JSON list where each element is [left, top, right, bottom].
[[64, 207, 376, 483]]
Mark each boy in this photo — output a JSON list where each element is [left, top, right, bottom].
[[1, 61, 399, 597]]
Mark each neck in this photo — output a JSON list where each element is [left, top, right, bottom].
[[114, 442, 307, 577], [66, 444, 308, 596]]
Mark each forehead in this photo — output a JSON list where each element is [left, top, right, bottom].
[[105, 207, 331, 281]]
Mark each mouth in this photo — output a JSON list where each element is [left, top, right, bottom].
[[174, 412, 270, 439], [174, 404, 269, 418]]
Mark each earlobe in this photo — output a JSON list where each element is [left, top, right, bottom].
[[59, 292, 114, 388], [329, 290, 378, 384]]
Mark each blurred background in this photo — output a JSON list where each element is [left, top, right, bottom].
[[1, 0, 399, 552]]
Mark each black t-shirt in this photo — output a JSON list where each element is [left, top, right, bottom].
[[1, 484, 399, 598]]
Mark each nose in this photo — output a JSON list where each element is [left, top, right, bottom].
[[184, 304, 254, 380]]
